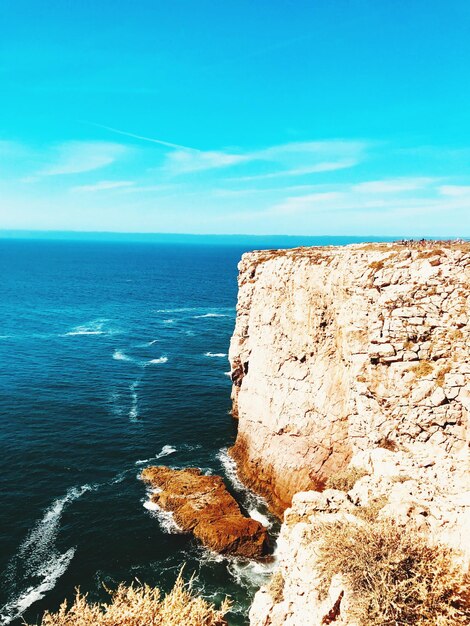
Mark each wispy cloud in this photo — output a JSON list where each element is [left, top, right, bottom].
[[35, 141, 128, 177], [71, 180, 134, 193], [438, 185, 470, 197], [94, 123, 366, 177], [352, 178, 435, 194]]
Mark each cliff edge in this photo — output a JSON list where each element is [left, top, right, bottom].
[[229, 241, 470, 624]]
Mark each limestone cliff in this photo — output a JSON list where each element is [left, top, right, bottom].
[[228, 241, 470, 625]]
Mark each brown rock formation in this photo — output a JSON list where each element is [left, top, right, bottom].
[[141, 466, 270, 559], [229, 241, 470, 514]]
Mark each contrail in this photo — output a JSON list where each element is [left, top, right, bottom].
[[83, 122, 200, 152]]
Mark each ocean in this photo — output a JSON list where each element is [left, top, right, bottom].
[[0, 236, 393, 625]]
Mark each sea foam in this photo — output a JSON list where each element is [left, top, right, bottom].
[[142, 499, 183, 534], [0, 485, 95, 625], [147, 356, 168, 364], [135, 444, 177, 465], [204, 352, 227, 358]]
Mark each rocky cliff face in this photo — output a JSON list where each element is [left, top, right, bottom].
[[229, 241, 469, 513], [228, 241, 470, 625]]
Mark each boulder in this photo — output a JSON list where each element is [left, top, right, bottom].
[[141, 466, 270, 559]]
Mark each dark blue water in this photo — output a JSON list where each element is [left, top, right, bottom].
[[0, 237, 393, 625]]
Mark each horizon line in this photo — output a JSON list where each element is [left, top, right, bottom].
[[1, 229, 466, 240]]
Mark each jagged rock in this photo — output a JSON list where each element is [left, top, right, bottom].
[[141, 466, 270, 559]]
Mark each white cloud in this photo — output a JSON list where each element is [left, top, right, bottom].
[[71, 180, 134, 193], [232, 159, 358, 181], [438, 185, 470, 197], [353, 178, 435, 194], [37, 141, 128, 176], [163, 149, 249, 174]]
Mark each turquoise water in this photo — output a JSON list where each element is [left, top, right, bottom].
[[0, 236, 393, 625]]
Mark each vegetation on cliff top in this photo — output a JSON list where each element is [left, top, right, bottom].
[[26, 572, 230, 626], [316, 518, 470, 626]]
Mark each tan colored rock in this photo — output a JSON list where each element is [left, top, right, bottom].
[[141, 466, 270, 559], [229, 241, 470, 513]]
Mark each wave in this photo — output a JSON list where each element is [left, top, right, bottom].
[[217, 448, 273, 520], [162, 319, 174, 324], [113, 349, 134, 362], [147, 339, 159, 346], [248, 509, 272, 528], [224, 371, 232, 377], [204, 352, 227, 358], [135, 445, 177, 466], [0, 485, 95, 625], [64, 319, 117, 337], [147, 356, 168, 365], [227, 558, 276, 591], [129, 381, 140, 421], [194, 313, 227, 319], [142, 499, 184, 534]]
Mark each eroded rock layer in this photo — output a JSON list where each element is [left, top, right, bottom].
[[141, 466, 269, 559], [229, 241, 470, 514]]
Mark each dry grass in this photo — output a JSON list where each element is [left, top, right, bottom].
[[411, 360, 434, 378], [353, 496, 389, 523], [315, 518, 470, 626], [27, 572, 230, 626], [325, 466, 369, 492], [437, 364, 452, 387]]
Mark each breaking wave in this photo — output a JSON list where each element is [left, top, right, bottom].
[[0, 485, 95, 625], [113, 349, 134, 362], [147, 356, 168, 365], [135, 445, 177, 465], [204, 352, 227, 358]]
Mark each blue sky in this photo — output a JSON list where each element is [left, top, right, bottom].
[[1, 0, 469, 236]]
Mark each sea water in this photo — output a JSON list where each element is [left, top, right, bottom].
[[0, 237, 390, 625]]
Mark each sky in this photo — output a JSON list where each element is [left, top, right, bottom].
[[1, 0, 469, 236]]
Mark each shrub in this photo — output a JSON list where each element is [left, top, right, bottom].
[[315, 518, 469, 625], [28, 571, 230, 626], [325, 466, 368, 492]]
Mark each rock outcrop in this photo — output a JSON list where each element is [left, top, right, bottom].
[[228, 241, 470, 625], [141, 466, 270, 559], [229, 241, 469, 514]]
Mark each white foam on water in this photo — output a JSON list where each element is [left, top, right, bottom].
[[147, 356, 168, 364], [142, 499, 184, 534], [0, 550, 76, 625], [162, 319, 174, 324], [249, 509, 272, 528], [64, 319, 116, 337], [217, 448, 272, 517], [156, 444, 177, 458], [194, 313, 227, 318], [129, 381, 140, 421], [224, 371, 232, 377], [217, 448, 246, 492], [204, 352, 227, 358], [227, 558, 277, 591], [0, 485, 95, 625], [135, 444, 177, 466], [147, 339, 159, 346], [113, 349, 134, 362]]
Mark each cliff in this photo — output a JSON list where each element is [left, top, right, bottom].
[[228, 241, 470, 625]]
